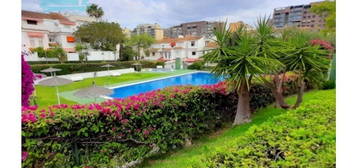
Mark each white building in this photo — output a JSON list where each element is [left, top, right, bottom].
[[22, 10, 119, 62], [145, 35, 217, 69], [22, 10, 77, 53]]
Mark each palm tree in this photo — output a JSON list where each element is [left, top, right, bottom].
[[252, 17, 290, 108], [204, 22, 283, 125], [282, 30, 330, 108], [86, 4, 104, 20]]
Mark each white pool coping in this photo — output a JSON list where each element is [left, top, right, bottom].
[[108, 71, 209, 90]]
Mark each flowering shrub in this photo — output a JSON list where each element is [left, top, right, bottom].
[[310, 39, 335, 58], [21, 82, 279, 167], [22, 54, 35, 106]]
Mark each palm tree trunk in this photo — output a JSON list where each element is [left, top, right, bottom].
[[272, 73, 289, 109], [293, 78, 305, 109], [233, 82, 251, 125]]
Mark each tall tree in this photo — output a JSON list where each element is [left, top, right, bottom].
[[129, 34, 155, 60], [204, 22, 283, 125], [310, 0, 336, 32], [74, 22, 125, 51], [86, 4, 104, 20]]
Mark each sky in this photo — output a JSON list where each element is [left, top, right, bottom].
[[22, 0, 319, 29]]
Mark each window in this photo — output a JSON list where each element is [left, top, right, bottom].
[[38, 38, 43, 47], [152, 52, 155, 56], [29, 38, 35, 47], [205, 41, 209, 46], [27, 20, 37, 25], [191, 41, 195, 47], [192, 51, 196, 55]]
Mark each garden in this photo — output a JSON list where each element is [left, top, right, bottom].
[[21, 17, 335, 168]]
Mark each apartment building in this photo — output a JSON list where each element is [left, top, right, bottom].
[[164, 21, 222, 38], [228, 21, 254, 32], [272, 1, 326, 31], [131, 23, 164, 40], [145, 35, 217, 69], [22, 10, 77, 52]]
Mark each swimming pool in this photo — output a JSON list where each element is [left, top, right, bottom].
[[109, 72, 223, 98]]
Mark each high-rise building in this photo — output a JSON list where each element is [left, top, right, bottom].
[[228, 21, 254, 32], [164, 21, 222, 38], [272, 1, 326, 31], [132, 23, 164, 40]]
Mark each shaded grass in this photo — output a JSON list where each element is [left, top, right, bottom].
[[34, 71, 193, 107], [141, 90, 331, 168]]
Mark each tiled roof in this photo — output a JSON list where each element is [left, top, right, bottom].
[[205, 42, 218, 48], [155, 36, 202, 44], [22, 10, 75, 25]]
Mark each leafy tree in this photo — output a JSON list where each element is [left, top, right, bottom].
[[204, 22, 283, 125], [310, 0, 336, 32], [47, 46, 67, 63], [74, 22, 125, 51], [75, 43, 89, 63], [120, 45, 136, 61], [282, 30, 330, 108], [129, 34, 155, 60], [86, 4, 104, 20]]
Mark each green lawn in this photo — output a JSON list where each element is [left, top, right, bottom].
[[34, 70, 194, 107], [141, 89, 335, 168]]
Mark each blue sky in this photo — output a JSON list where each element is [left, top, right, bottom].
[[22, 0, 318, 29]]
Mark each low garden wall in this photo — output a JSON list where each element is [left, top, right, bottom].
[[22, 82, 277, 167]]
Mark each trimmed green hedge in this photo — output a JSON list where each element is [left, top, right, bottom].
[[200, 90, 336, 168], [30, 60, 165, 75]]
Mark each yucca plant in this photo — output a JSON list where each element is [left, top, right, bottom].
[[204, 21, 283, 125], [282, 30, 330, 108]]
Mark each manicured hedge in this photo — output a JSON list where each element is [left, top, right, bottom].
[[30, 60, 165, 75], [200, 90, 335, 168], [21, 82, 277, 168]]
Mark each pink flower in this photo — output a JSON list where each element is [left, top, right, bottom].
[[22, 151, 28, 161], [143, 129, 150, 136], [22, 113, 37, 123], [120, 119, 129, 124]]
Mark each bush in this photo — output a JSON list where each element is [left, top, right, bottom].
[[200, 90, 336, 168], [29, 60, 163, 75], [322, 80, 336, 90], [187, 61, 205, 70], [22, 82, 280, 167]]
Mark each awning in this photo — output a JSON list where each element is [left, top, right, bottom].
[[27, 32, 44, 38], [67, 36, 75, 42]]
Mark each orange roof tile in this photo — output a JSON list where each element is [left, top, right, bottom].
[[205, 42, 218, 48]]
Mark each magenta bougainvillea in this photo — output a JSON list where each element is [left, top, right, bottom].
[[22, 54, 34, 106]]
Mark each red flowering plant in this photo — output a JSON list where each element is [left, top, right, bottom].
[[21, 54, 35, 106], [21, 82, 279, 167], [310, 39, 335, 59]]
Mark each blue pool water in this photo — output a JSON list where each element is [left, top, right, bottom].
[[110, 72, 223, 98]]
